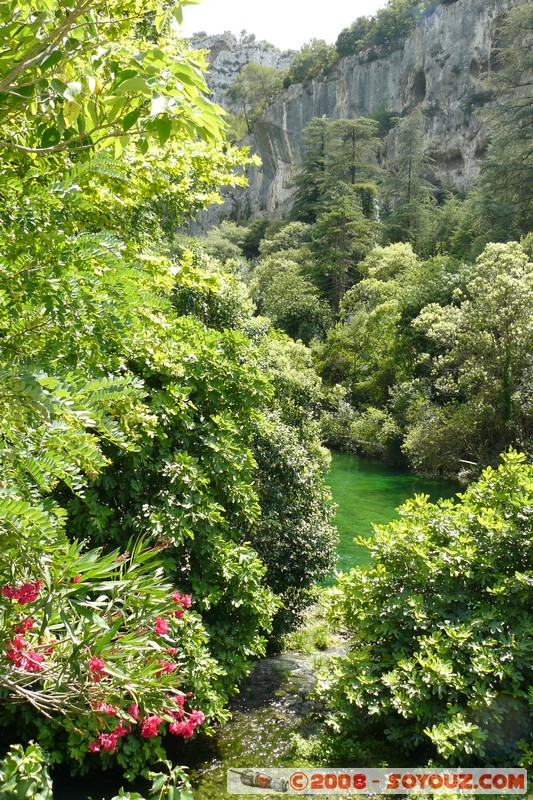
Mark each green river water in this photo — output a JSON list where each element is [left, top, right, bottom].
[[327, 452, 459, 575]]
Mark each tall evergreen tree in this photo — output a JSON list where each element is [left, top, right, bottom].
[[382, 107, 437, 254], [480, 2, 533, 235], [325, 117, 381, 217], [309, 191, 378, 311], [290, 117, 330, 223]]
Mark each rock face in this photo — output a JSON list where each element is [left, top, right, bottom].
[[190, 32, 294, 108], [206, 0, 520, 224]]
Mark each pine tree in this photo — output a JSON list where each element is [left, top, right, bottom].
[[290, 117, 330, 223], [382, 107, 437, 254], [480, 2, 533, 235], [309, 191, 378, 311], [325, 117, 381, 217]]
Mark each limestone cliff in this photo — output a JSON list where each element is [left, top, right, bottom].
[[190, 32, 294, 109], [199, 0, 521, 225]]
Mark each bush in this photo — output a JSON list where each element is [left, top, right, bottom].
[[0, 743, 53, 800], [319, 451, 533, 766], [285, 40, 337, 87], [249, 335, 338, 641], [351, 407, 402, 461]]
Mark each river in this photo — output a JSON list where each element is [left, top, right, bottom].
[[188, 453, 459, 798], [327, 451, 459, 574]]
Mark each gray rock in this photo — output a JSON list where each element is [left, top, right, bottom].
[[190, 32, 295, 108], [193, 0, 523, 229]]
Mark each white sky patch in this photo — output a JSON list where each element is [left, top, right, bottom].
[[179, 0, 389, 51]]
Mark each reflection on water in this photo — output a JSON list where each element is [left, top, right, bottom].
[[327, 452, 459, 574]]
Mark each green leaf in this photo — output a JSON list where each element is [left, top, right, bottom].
[[150, 95, 170, 117], [64, 81, 83, 101], [40, 127, 61, 148], [176, 789, 194, 800], [63, 100, 81, 128], [115, 135, 129, 158], [13, 84, 35, 99], [39, 50, 63, 73], [122, 108, 142, 132], [154, 117, 172, 147], [115, 77, 152, 95], [154, 11, 168, 33], [50, 78, 67, 95]]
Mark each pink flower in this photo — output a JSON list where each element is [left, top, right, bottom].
[[20, 650, 44, 672], [88, 656, 107, 681], [88, 740, 101, 753], [174, 608, 184, 619], [5, 636, 26, 666], [17, 581, 43, 605], [140, 715, 162, 738], [72, 575, 81, 584], [95, 701, 117, 717], [171, 591, 192, 609], [190, 709, 205, 726], [14, 617, 33, 634], [154, 617, 169, 635], [168, 719, 191, 736], [127, 703, 140, 722], [2, 581, 43, 605], [156, 661, 177, 677], [166, 647, 177, 655], [4, 635, 44, 672], [168, 708, 205, 738], [173, 691, 186, 708], [98, 733, 118, 753], [112, 724, 131, 738]]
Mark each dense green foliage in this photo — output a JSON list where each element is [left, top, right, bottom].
[[249, 336, 337, 636], [0, 1, 337, 795], [211, 0, 533, 480], [480, 1, 533, 236], [291, 116, 381, 225], [381, 108, 437, 254], [319, 451, 533, 766], [184, 0, 533, 784], [315, 240, 533, 477], [0, 0, 223, 156], [283, 39, 337, 88]]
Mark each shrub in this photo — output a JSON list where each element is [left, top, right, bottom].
[[319, 451, 533, 766], [285, 40, 337, 87]]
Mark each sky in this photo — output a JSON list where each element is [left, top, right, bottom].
[[180, 0, 389, 52]]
